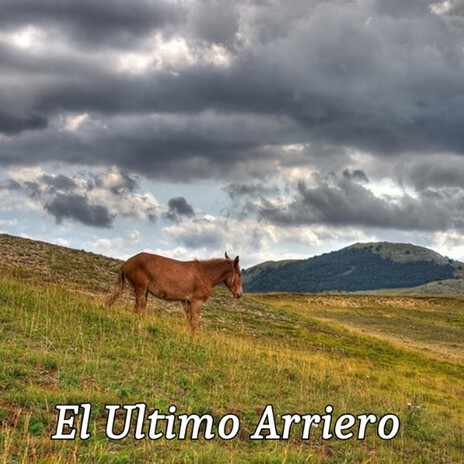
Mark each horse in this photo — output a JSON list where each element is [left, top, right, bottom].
[[107, 252, 243, 335]]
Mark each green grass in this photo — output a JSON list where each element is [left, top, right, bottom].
[[1, 272, 463, 463], [256, 293, 464, 363]]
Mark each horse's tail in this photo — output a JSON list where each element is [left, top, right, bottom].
[[107, 268, 126, 307]]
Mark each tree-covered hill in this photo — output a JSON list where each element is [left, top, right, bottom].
[[243, 242, 464, 293]]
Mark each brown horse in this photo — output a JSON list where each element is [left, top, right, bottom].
[[107, 252, 243, 335]]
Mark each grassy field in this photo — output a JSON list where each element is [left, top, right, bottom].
[[0, 235, 463, 463]]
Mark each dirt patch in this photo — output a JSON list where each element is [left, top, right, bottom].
[[260, 293, 453, 310]]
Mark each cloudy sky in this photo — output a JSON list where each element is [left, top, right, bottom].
[[2, 0, 464, 267]]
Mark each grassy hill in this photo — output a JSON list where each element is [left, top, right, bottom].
[[243, 242, 464, 293], [0, 233, 122, 293], [0, 234, 463, 463]]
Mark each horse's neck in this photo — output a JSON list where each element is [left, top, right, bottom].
[[200, 260, 230, 287]]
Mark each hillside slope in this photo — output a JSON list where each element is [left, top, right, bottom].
[[243, 242, 464, 293], [0, 233, 122, 293]]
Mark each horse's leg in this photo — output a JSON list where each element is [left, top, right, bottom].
[[134, 285, 148, 314], [188, 300, 204, 337], [181, 301, 192, 330]]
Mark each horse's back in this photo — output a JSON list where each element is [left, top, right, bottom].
[[122, 252, 195, 284]]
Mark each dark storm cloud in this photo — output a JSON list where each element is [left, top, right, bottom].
[[2, 172, 78, 196], [0, 112, 299, 180], [187, 0, 239, 44], [2, 171, 117, 227], [342, 169, 369, 184], [224, 182, 281, 199], [40, 174, 78, 192], [0, 110, 48, 135], [1, 0, 463, 155], [0, 0, 183, 48], [44, 193, 114, 228], [0, 179, 21, 190], [258, 173, 455, 232], [2, 0, 464, 234], [370, 0, 435, 18], [394, 155, 464, 191], [164, 196, 195, 222], [2, 167, 159, 228]]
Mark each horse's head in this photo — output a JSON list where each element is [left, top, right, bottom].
[[224, 252, 243, 299]]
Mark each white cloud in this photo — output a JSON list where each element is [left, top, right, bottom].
[[50, 237, 71, 247], [83, 237, 127, 257], [87, 187, 160, 221], [364, 180, 408, 201], [162, 214, 374, 267], [116, 33, 232, 74], [0, 25, 44, 49], [8, 166, 46, 184], [430, 1, 454, 15], [129, 229, 142, 242], [433, 230, 464, 261], [63, 113, 89, 132], [0, 219, 19, 227]]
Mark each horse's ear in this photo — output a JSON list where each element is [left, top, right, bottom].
[[234, 256, 239, 265], [225, 252, 231, 260]]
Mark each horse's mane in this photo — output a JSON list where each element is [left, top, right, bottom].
[[194, 257, 229, 265]]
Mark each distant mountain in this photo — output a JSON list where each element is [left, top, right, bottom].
[[243, 242, 464, 293]]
